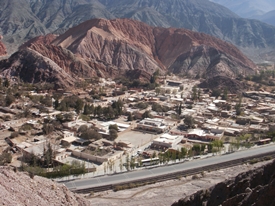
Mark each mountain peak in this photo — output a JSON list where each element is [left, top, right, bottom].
[[0, 18, 256, 88]]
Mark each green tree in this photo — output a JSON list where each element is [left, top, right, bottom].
[[177, 103, 182, 115], [108, 129, 118, 141], [155, 87, 161, 95], [80, 128, 102, 140], [75, 99, 84, 114], [235, 102, 242, 116], [222, 88, 228, 100], [207, 143, 213, 153], [40, 95, 53, 107], [54, 99, 59, 109], [211, 89, 221, 98], [184, 115, 194, 128], [142, 111, 151, 119], [43, 143, 53, 168], [192, 86, 197, 101], [125, 154, 130, 171], [180, 147, 187, 158], [192, 144, 201, 156], [77, 125, 88, 134], [119, 158, 123, 172], [130, 157, 136, 170], [42, 123, 54, 135], [212, 140, 224, 153], [5, 94, 15, 106], [109, 124, 118, 131]]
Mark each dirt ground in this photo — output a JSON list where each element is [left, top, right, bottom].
[[86, 160, 273, 206]]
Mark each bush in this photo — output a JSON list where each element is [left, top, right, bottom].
[[5, 95, 15, 106], [10, 132, 19, 139], [108, 129, 118, 141], [0, 153, 12, 165]]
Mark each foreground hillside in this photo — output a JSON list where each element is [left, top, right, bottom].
[[172, 160, 275, 206], [0, 19, 256, 88], [0, 166, 90, 206]]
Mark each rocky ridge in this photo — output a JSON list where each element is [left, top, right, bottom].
[[172, 160, 275, 206], [0, 166, 90, 206]]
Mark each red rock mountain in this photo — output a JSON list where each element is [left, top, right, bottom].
[[52, 18, 256, 78], [0, 18, 257, 88]]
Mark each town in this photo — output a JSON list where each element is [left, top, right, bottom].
[[0, 73, 275, 179]]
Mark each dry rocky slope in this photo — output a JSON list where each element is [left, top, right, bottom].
[[0, 19, 256, 89], [0, 166, 90, 206], [172, 160, 275, 206]]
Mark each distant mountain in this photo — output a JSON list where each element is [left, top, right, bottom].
[[210, 0, 275, 18], [99, 0, 275, 61], [211, 0, 275, 26], [0, 0, 274, 61], [0, 0, 113, 53], [0, 19, 256, 88], [259, 10, 275, 26]]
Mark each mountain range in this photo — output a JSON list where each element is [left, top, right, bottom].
[[0, 0, 274, 62], [211, 0, 275, 26], [0, 18, 256, 89]]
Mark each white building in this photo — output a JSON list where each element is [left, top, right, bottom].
[[137, 118, 168, 133], [152, 133, 183, 149]]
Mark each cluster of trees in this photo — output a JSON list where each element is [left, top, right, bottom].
[[245, 70, 275, 86], [191, 144, 206, 156], [24, 159, 86, 178], [78, 125, 102, 141], [115, 70, 159, 90], [191, 86, 201, 101], [211, 88, 228, 100], [152, 102, 169, 113], [83, 99, 124, 120], [56, 95, 84, 114], [0, 79, 19, 107], [89, 87, 106, 100], [158, 148, 187, 163], [27, 143, 54, 168], [133, 102, 149, 109]]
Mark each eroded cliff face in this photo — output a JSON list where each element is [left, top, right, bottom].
[[172, 160, 275, 206], [53, 18, 257, 78], [0, 33, 120, 88]]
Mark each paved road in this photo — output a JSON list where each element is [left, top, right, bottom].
[[64, 144, 275, 190]]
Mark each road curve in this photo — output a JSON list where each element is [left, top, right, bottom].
[[64, 144, 275, 190]]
